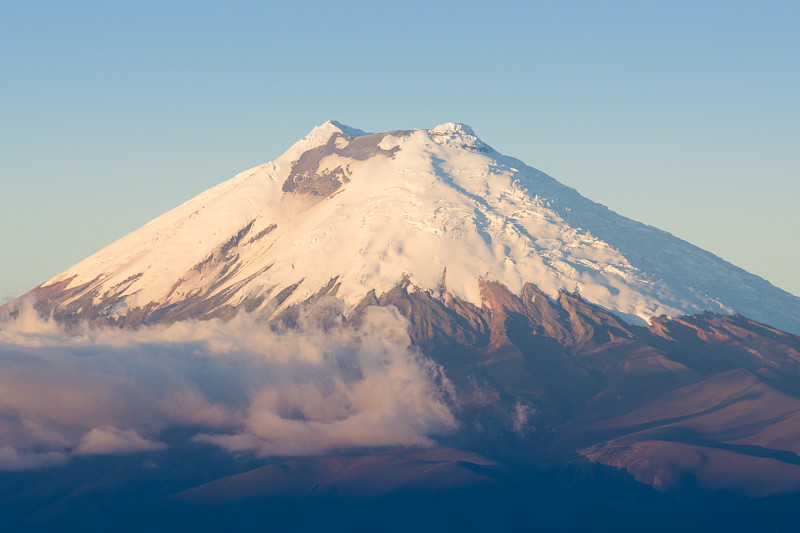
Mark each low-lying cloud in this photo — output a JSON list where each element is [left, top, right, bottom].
[[0, 300, 456, 469]]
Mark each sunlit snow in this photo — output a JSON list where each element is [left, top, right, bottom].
[[43, 121, 800, 333]]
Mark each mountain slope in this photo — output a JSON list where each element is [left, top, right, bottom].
[[362, 279, 800, 494], [22, 121, 800, 334], [4, 121, 800, 508]]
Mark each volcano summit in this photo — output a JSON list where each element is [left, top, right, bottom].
[[26, 121, 800, 333]]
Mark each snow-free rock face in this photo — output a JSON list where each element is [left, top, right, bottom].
[[23, 120, 800, 333]]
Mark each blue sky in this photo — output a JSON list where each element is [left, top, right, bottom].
[[1, 0, 798, 298]]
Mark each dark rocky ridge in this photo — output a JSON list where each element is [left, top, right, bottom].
[[281, 277, 800, 494], [282, 130, 411, 196]]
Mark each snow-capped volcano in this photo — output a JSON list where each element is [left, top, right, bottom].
[[8, 121, 800, 512], [27, 121, 800, 333]]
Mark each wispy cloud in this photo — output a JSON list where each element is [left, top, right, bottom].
[[74, 426, 166, 455], [0, 301, 456, 469]]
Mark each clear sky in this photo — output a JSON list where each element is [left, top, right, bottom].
[[1, 0, 798, 299]]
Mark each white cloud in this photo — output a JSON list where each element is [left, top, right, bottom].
[[0, 445, 67, 470], [512, 401, 535, 433], [198, 306, 456, 455], [74, 426, 166, 455], [0, 301, 456, 469]]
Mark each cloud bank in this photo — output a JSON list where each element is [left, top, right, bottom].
[[0, 301, 456, 469]]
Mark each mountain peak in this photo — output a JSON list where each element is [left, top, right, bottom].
[[278, 121, 369, 166], [325, 120, 368, 138], [429, 122, 476, 136], [23, 121, 800, 334], [427, 122, 491, 152], [301, 120, 368, 145]]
